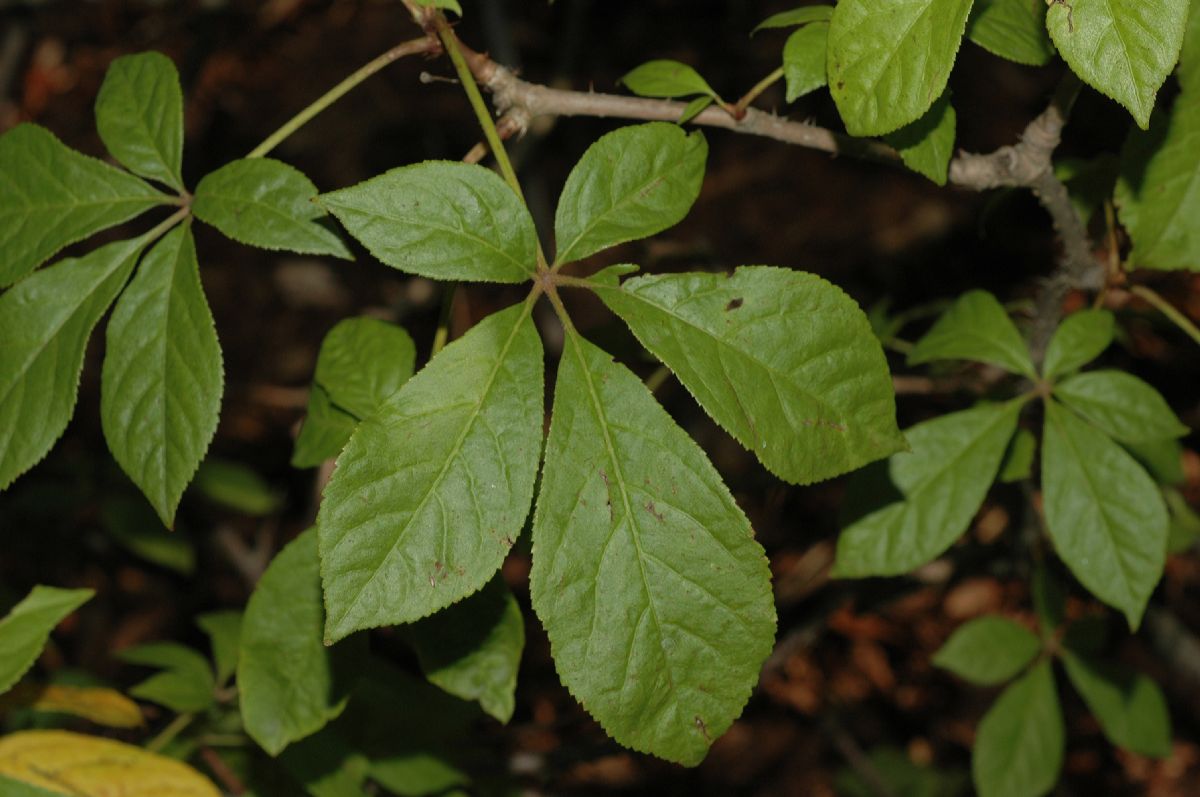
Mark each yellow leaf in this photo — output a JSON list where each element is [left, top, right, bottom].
[[0, 684, 143, 728], [0, 730, 221, 797]]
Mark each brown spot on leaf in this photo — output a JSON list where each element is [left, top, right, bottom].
[[725, 297, 744, 311], [645, 501, 665, 522]]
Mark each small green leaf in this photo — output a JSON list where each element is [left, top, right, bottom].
[[782, 22, 830, 102], [1062, 649, 1173, 757], [678, 96, 714, 124], [1126, 437, 1185, 485], [101, 224, 222, 527], [836, 747, 969, 797], [319, 303, 543, 641], [407, 576, 524, 723], [554, 123, 707, 265], [752, 5, 834, 34], [619, 60, 719, 100], [191, 458, 282, 516], [193, 158, 351, 259], [1181, 0, 1200, 89], [966, 0, 1055, 66], [119, 642, 215, 713], [597, 266, 904, 485], [100, 496, 196, 574], [1047, 0, 1189, 129], [828, 0, 974, 136], [932, 616, 1041, 686], [0, 124, 167, 286], [196, 610, 242, 685], [0, 237, 146, 490], [972, 661, 1064, 797], [292, 386, 358, 468], [1054, 370, 1188, 442], [1116, 99, 1200, 271], [908, 290, 1035, 377], [239, 529, 363, 756], [998, 427, 1037, 483], [1166, 487, 1200, 552], [95, 52, 185, 191], [1042, 309, 1115, 379], [531, 332, 776, 766], [321, 161, 537, 282], [834, 401, 1022, 577], [315, 318, 416, 419], [883, 92, 957, 185], [1042, 400, 1168, 628], [0, 586, 93, 695]]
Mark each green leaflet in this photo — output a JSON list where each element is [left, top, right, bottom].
[[0, 586, 93, 694], [753, 5, 834, 34], [554, 123, 707, 265], [193, 158, 351, 259], [1127, 436, 1185, 485], [1042, 308, 1115, 379], [837, 747, 969, 797], [966, 0, 1055, 66], [1061, 650, 1172, 757], [407, 576, 524, 723], [619, 60, 719, 100], [101, 224, 223, 528], [292, 385, 359, 468], [239, 529, 364, 756], [1116, 99, 1200, 271], [678, 96, 715, 124], [998, 427, 1037, 483], [1181, 0, 1200, 90], [100, 496, 196, 574], [277, 731, 369, 797], [531, 332, 776, 766], [908, 290, 1035, 377], [1041, 400, 1168, 628], [314, 317, 416, 419], [318, 302, 543, 641], [932, 616, 1041, 686], [782, 23, 830, 102], [1054, 370, 1188, 442], [1048, 0, 1189, 129], [972, 661, 1064, 797], [0, 237, 146, 491], [320, 161, 536, 282], [883, 92, 957, 185], [827, 0, 974, 136], [596, 267, 903, 485], [834, 401, 1022, 577], [192, 458, 282, 516], [196, 610, 242, 685], [95, 52, 185, 191], [118, 641, 215, 713], [1167, 487, 1200, 552], [0, 124, 166, 286]]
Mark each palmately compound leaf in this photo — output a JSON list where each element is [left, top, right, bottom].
[[320, 161, 536, 282], [966, 0, 1055, 66], [314, 317, 416, 419], [883, 92, 957, 185], [407, 576, 524, 724], [1116, 98, 1200, 271], [240, 529, 364, 756], [319, 302, 543, 641], [1042, 309, 1115, 379], [1047, 0, 1189, 129], [0, 586, 93, 695], [908, 290, 1035, 377], [1054, 370, 1189, 442], [0, 237, 147, 491], [596, 267, 903, 485], [554, 123, 707, 265], [782, 22, 830, 102], [531, 332, 776, 766], [827, 0, 974, 136], [0, 124, 167, 287], [834, 401, 1022, 577], [0, 731, 221, 797], [752, 4, 834, 34], [118, 641, 215, 713], [1061, 649, 1172, 758], [619, 60, 719, 100], [972, 661, 1064, 797], [193, 158, 351, 259], [101, 223, 222, 528], [1042, 400, 1168, 629], [932, 615, 1041, 686], [95, 52, 185, 191]]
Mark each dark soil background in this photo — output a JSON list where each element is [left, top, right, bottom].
[[2, 1, 1200, 794]]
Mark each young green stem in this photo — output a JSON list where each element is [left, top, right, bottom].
[[146, 712, 194, 753], [247, 36, 437, 159], [732, 66, 784, 118], [430, 282, 457, 357], [1131, 285, 1200, 348]]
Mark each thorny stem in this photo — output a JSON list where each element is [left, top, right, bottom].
[[1131, 285, 1200, 348], [732, 66, 784, 118], [247, 36, 438, 159]]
